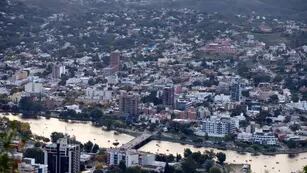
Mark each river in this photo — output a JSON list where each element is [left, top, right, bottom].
[[1, 114, 307, 173]]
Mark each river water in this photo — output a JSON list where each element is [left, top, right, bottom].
[[1, 114, 306, 173]]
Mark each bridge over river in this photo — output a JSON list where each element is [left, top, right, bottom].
[[120, 132, 155, 149]]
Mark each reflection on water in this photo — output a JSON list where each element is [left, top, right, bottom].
[[2, 114, 134, 148], [2, 114, 307, 173], [139, 141, 307, 173]]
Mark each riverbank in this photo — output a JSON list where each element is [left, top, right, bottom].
[[153, 134, 307, 156], [3, 113, 307, 173], [1, 112, 307, 156]]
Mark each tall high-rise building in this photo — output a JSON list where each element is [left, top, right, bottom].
[[110, 51, 121, 72], [44, 138, 80, 173], [119, 91, 139, 116], [230, 79, 241, 102], [162, 86, 175, 108], [52, 64, 66, 79]]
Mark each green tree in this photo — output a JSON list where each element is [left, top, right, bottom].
[[0, 127, 17, 172], [216, 152, 226, 164], [204, 159, 214, 171], [24, 148, 45, 164], [90, 108, 103, 121], [0, 153, 10, 172], [269, 94, 279, 103], [176, 154, 182, 162], [92, 144, 100, 153], [181, 157, 197, 173], [50, 132, 64, 143], [190, 151, 206, 165], [19, 96, 43, 114], [209, 167, 222, 173], [291, 92, 299, 102], [303, 165, 307, 173], [164, 162, 175, 173], [119, 160, 126, 173], [125, 166, 148, 173], [84, 141, 94, 153], [183, 148, 192, 158]]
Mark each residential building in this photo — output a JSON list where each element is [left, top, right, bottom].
[[162, 86, 175, 108], [85, 87, 104, 100], [201, 117, 236, 137], [24, 82, 43, 94], [252, 132, 277, 145], [52, 64, 66, 79], [176, 98, 192, 111], [14, 71, 28, 81], [44, 138, 80, 173], [119, 91, 140, 116], [230, 79, 241, 102], [107, 148, 155, 167], [18, 158, 48, 173], [110, 51, 121, 72]]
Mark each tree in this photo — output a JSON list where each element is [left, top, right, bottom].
[[289, 124, 301, 132], [141, 91, 162, 105], [24, 148, 45, 164], [93, 170, 104, 173], [216, 152, 226, 164], [183, 148, 192, 158], [224, 134, 234, 142], [291, 92, 299, 102], [19, 96, 43, 115], [164, 162, 175, 173], [88, 78, 96, 86], [181, 157, 197, 173], [0, 153, 10, 172], [204, 159, 214, 171], [209, 167, 222, 173], [190, 152, 206, 165], [125, 166, 148, 173], [50, 132, 64, 143], [253, 75, 271, 86], [90, 108, 103, 121], [119, 160, 126, 173], [303, 165, 307, 173], [269, 94, 279, 103], [92, 144, 100, 153], [241, 90, 250, 97], [84, 141, 94, 153], [176, 154, 182, 162]]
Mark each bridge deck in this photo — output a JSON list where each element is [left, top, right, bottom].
[[120, 133, 152, 149]]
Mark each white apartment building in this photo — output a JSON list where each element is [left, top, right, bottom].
[[107, 148, 155, 167], [24, 82, 43, 93], [252, 132, 277, 145], [18, 158, 48, 173], [201, 116, 236, 137], [85, 87, 113, 101]]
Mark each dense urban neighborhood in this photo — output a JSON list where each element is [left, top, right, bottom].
[[0, 0, 307, 173]]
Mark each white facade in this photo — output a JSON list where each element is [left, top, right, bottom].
[[52, 64, 66, 79], [237, 132, 253, 142], [107, 148, 155, 167], [86, 87, 104, 100], [201, 116, 236, 137], [252, 132, 277, 145], [24, 82, 43, 93], [18, 158, 48, 173], [86, 87, 113, 101]]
